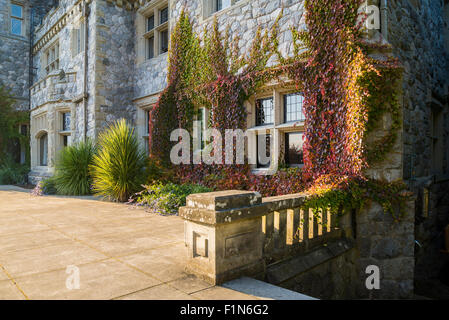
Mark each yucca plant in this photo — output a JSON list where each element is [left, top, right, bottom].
[[53, 139, 96, 195], [90, 119, 146, 202]]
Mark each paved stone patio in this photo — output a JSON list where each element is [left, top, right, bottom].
[[0, 186, 269, 300]]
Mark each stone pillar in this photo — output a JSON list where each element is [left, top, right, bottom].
[[179, 190, 267, 285]]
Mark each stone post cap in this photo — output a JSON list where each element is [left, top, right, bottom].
[[180, 190, 265, 225], [186, 190, 262, 210]]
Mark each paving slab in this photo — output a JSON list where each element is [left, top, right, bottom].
[[167, 275, 214, 295], [13, 259, 162, 300], [116, 283, 196, 300], [0, 280, 26, 299], [0, 186, 306, 300]]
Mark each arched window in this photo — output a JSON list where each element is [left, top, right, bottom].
[[39, 133, 48, 166]]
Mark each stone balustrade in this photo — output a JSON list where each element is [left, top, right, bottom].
[[179, 190, 353, 285]]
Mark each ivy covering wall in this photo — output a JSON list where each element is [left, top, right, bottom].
[[0, 85, 30, 165], [148, 0, 411, 219]]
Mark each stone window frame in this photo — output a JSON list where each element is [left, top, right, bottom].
[[10, 2, 24, 36], [43, 40, 60, 75], [246, 85, 306, 172], [141, 0, 170, 61]]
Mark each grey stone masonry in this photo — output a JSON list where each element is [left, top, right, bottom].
[[0, 0, 52, 111]]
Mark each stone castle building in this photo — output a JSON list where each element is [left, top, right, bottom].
[[1, 0, 449, 297]]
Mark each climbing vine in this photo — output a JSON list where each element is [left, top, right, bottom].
[[148, 1, 411, 219], [0, 85, 30, 164]]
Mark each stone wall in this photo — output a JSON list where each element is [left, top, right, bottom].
[[29, 0, 94, 179], [94, 0, 136, 134], [0, 0, 51, 111], [133, 0, 306, 100], [269, 202, 415, 299], [387, 0, 449, 294]]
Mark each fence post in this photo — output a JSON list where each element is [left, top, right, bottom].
[[179, 190, 267, 285]]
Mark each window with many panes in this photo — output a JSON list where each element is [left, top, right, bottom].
[[144, 3, 169, 60], [256, 97, 274, 126], [284, 93, 305, 122], [44, 42, 59, 74], [11, 3, 23, 36]]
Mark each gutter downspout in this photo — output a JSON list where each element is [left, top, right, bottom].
[[29, 5, 34, 105], [82, 1, 90, 141], [380, 0, 388, 41]]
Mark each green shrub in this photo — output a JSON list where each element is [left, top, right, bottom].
[[90, 119, 147, 202], [41, 177, 57, 195], [31, 177, 57, 196], [53, 139, 96, 195], [0, 158, 29, 185], [129, 183, 212, 215]]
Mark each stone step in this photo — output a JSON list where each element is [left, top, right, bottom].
[[222, 277, 318, 300]]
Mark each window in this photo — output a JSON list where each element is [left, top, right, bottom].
[[147, 36, 154, 59], [142, 109, 152, 155], [160, 29, 169, 54], [216, 0, 232, 12], [160, 7, 168, 24], [44, 42, 60, 74], [257, 134, 271, 168], [431, 108, 444, 174], [144, 3, 169, 60], [20, 124, 28, 136], [196, 108, 207, 150], [204, 0, 234, 16], [285, 132, 304, 166], [284, 93, 305, 122], [72, 22, 85, 56], [147, 15, 154, 31], [62, 112, 71, 131], [256, 98, 274, 126], [11, 4, 23, 36], [146, 110, 151, 135], [39, 133, 48, 166], [59, 112, 71, 148]]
